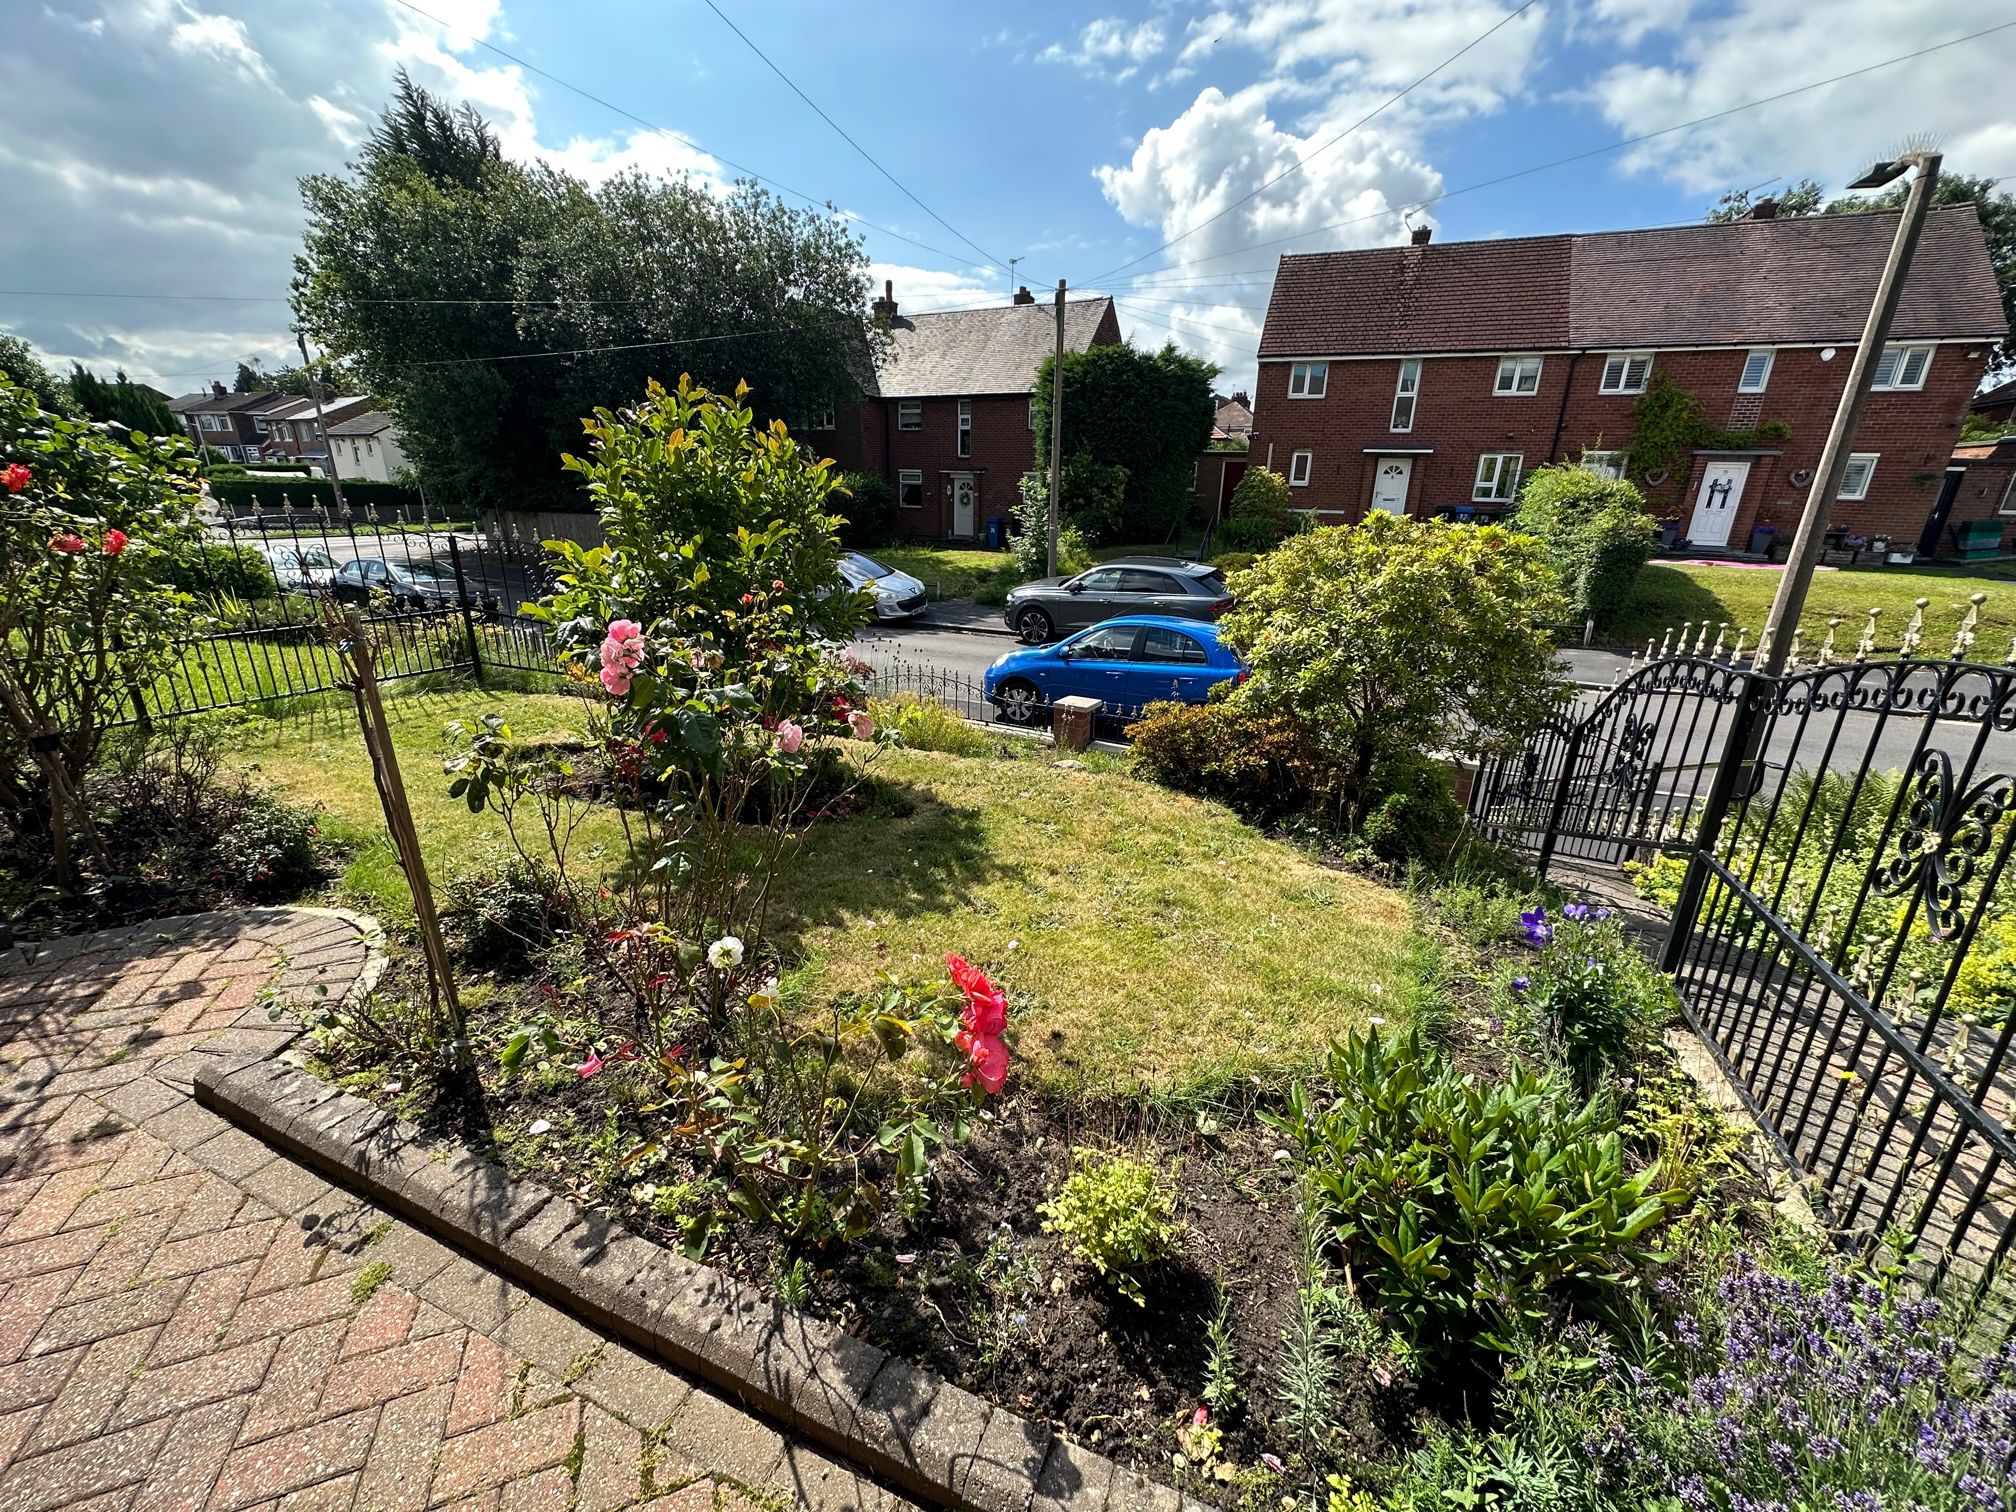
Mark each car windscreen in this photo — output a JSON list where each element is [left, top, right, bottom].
[[401, 561, 454, 583], [843, 552, 890, 582]]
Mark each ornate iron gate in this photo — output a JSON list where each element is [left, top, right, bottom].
[[1471, 616, 2016, 1320]]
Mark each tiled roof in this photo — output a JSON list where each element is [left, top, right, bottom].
[[1260, 206, 2006, 358], [874, 298, 1116, 398], [182, 389, 294, 415], [1973, 376, 2016, 410], [325, 410, 395, 437]]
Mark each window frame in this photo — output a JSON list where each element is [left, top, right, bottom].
[[1072, 625, 1142, 660], [957, 398, 972, 458], [1597, 352, 1653, 395], [1288, 450, 1313, 487], [2000, 471, 2016, 517], [897, 399, 922, 430], [1473, 452, 1524, 503], [1738, 348, 1774, 394], [1494, 355, 1544, 396], [1287, 362, 1329, 399], [1139, 626, 1209, 665], [198, 413, 230, 433], [1871, 344, 1932, 392], [1838, 453, 1878, 501], [1390, 359, 1421, 433], [897, 469, 924, 509]]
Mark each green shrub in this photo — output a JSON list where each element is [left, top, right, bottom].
[[867, 693, 989, 756], [1269, 1028, 1682, 1360], [1510, 465, 1660, 630], [143, 542, 278, 601], [209, 476, 424, 517], [1011, 472, 1097, 578], [1514, 902, 1671, 1091], [214, 793, 322, 897], [442, 853, 565, 966], [1039, 1149, 1181, 1305], [835, 471, 894, 546], [1129, 701, 1320, 825], [1359, 753, 1466, 868], [1223, 465, 1294, 549], [1207, 550, 1258, 574]]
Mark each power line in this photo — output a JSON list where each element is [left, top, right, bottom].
[[696, 0, 1010, 275], [1088, 0, 1543, 284], [381, 0, 985, 274], [1102, 18, 2016, 283], [1117, 302, 1261, 347], [402, 327, 804, 368]]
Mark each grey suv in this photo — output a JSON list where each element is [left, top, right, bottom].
[[1001, 556, 1233, 644]]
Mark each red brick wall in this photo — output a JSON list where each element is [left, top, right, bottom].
[[821, 394, 1037, 539], [1250, 342, 1988, 553]]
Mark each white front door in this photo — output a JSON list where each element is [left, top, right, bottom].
[[1369, 457, 1411, 515], [1686, 460, 1750, 549], [947, 473, 977, 537]]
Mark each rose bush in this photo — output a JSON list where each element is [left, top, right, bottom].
[[0, 372, 203, 882]]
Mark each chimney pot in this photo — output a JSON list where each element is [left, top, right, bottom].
[[211, 381, 226, 398], [1013, 286, 1035, 305], [871, 279, 898, 322], [1410, 225, 1433, 246], [1746, 197, 1779, 221]]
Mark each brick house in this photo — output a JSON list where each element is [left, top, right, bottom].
[[256, 394, 375, 469], [1940, 435, 2016, 555], [1250, 207, 2007, 556], [166, 384, 292, 462], [821, 284, 1122, 540], [1972, 376, 2016, 430]]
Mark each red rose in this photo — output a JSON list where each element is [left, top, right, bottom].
[[49, 533, 86, 554], [2, 464, 30, 493], [771, 578, 785, 590], [102, 529, 129, 556], [740, 593, 755, 607]]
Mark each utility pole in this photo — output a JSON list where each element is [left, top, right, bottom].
[[1757, 152, 1941, 674], [1048, 279, 1066, 577], [297, 330, 350, 520]]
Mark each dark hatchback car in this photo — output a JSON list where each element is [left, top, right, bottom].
[[1000, 556, 1232, 644], [329, 556, 480, 611]]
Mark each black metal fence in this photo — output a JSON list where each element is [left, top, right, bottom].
[[123, 500, 563, 724], [1470, 613, 2016, 1328]]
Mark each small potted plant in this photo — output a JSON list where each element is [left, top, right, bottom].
[[1748, 522, 1779, 557]]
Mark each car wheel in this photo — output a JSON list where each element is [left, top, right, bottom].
[[995, 679, 1043, 725], [1015, 607, 1053, 644]]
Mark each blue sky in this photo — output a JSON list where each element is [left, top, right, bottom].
[[4, 0, 2012, 394]]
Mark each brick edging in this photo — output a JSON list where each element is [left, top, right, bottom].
[[193, 1056, 1183, 1512]]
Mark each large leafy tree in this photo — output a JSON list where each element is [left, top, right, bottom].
[[1031, 341, 1216, 542], [67, 365, 177, 437], [294, 71, 877, 512], [1710, 173, 2016, 378], [1219, 514, 1567, 823], [0, 334, 76, 416]]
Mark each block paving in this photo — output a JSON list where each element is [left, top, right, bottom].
[[0, 909, 918, 1512]]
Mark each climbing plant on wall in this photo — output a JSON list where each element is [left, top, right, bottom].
[[1624, 375, 1789, 483]]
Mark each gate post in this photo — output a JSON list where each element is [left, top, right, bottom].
[[447, 534, 484, 688], [1659, 671, 1764, 972], [1534, 725, 1586, 879]]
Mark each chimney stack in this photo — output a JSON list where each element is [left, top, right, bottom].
[[871, 279, 898, 323], [1746, 197, 1779, 221], [1410, 224, 1433, 246], [211, 381, 227, 398], [1012, 286, 1035, 305]]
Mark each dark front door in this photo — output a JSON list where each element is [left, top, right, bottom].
[[1918, 467, 1966, 557]]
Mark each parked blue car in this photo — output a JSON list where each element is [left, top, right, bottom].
[[983, 615, 1245, 725]]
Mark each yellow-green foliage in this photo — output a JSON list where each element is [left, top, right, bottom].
[[867, 693, 989, 756], [1954, 914, 2016, 1025], [1040, 1149, 1180, 1305]]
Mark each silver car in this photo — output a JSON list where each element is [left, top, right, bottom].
[[1000, 556, 1233, 644]]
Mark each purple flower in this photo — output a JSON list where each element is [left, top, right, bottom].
[[1594, 906, 1613, 921], [1519, 905, 1553, 946], [1510, 976, 1530, 996], [1564, 901, 1591, 921]]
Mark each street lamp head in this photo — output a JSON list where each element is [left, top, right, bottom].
[[1847, 161, 1908, 190]]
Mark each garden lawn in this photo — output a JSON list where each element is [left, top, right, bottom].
[[233, 689, 1425, 1095], [1606, 559, 2016, 654], [868, 544, 1013, 600]]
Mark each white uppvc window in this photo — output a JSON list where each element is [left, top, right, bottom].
[[1288, 450, 1313, 486], [1581, 450, 1626, 479], [198, 413, 230, 432], [1838, 453, 1878, 500], [957, 398, 972, 457], [1390, 359, 1421, 432], [1872, 344, 1932, 391], [1474, 452, 1523, 502], [1494, 355, 1543, 395], [897, 469, 924, 508], [897, 399, 922, 430], [1738, 348, 1775, 393], [1287, 361, 1328, 398], [1598, 352, 1652, 395]]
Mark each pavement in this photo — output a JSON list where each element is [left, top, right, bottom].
[[0, 909, 914, 1512]]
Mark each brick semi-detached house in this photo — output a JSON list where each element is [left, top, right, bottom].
[[1250, 206, 2007, 556], [820, 283, 1122, 540]]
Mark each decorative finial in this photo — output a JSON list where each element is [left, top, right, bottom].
[[1951, 592, 1987, 662], [1710, 622, 1729, 660], [1900, 597, 1929, 658], [1789, 625, 1806, 667], [1854, 607, 1880, 663], [1816, 615, 1841, 667]]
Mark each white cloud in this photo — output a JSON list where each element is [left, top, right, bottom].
[[868, 263, 1004, 316], [1584, 2, 2016, 196], [1039, 17, 1168, 84]]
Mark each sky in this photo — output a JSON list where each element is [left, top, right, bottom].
[[3, 0, 2013, 400]]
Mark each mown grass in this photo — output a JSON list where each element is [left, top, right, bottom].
[[1606, 560, 2015, 655], [235, 691, 1425, 1094], [867, 537, 1210, 604]]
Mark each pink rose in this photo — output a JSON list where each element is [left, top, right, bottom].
[[102, 529, 129, 556], [49, 533, 86, 555], [848, 710, 874, 741], [599, 665, 632, 697], [774, 719, 804, 755], [956, 1030, 1009, 1095], [599, 618, 644, 673]]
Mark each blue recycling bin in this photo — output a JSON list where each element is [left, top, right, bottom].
[[985, 515, 1007, 549]]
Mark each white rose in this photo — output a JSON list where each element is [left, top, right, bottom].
[[707, 936, 744, 971]]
